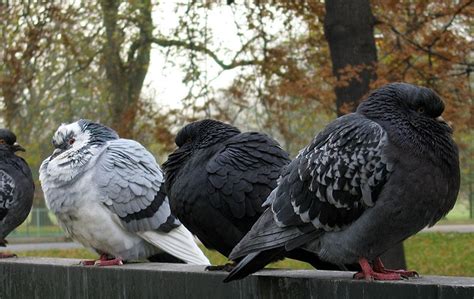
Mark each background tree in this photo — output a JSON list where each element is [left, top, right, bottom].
[[323, 0, 405, 269], [99, 0, 152, 138], [324, 0, 377, 115]]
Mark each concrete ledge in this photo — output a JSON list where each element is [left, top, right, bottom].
[[0, 257, 473, 299]]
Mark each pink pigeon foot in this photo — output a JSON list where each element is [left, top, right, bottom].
[[0, 252, 17, 258], [80, 254, 123, 266], [373, 257, 419, 278], [80, 260, 96, 266], [353, 257, 403, 280], [94, 258, 123, 266]]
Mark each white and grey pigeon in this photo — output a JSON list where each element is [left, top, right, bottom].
[[39, 120, 210, 266], [0, 129, 34, 257], [224, 83, 460, 281]]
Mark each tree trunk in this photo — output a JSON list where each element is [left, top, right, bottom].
[[324, 0, 406, 269], [324, 0, 378, 116], [99, 0, 152, 138]]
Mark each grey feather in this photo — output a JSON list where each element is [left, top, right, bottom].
[[94, 139, 175, 232]]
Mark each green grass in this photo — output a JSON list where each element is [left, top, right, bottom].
[[444, 199, 472, 221], [20, 248, 97, 259], [15, 233, 474, 277], [404, 233, 474, 277], [437, 219, 474, 225], [10, 225, 64, 237]]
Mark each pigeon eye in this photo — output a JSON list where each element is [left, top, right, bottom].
[[417, 107, 425, 114], [68, 138, 75, 145]]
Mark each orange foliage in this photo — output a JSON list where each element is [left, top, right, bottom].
[[199, 0, 472, 153], [371, 0, 473, 131]]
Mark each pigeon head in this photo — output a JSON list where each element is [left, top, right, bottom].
[[390, 82, 445, 118], [50, 119, 118, 161], [0, 129, 25, 152], [357, 83, 456, 162], [175, 119, 240, 149], [357, 83, 446, 122], [163, 119, 240, 186]]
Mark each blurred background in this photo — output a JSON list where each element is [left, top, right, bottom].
[[0, 1, 472, 275]]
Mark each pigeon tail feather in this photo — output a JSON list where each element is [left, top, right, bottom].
[[223, 249, 284, 283], [138, 225, 210, 265], [229, 208, 316, 260]]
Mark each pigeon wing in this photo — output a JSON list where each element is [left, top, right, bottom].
[[230, 114, 395, 259], [206, 132, 290, 222], [0, 169, 16, 222], [95, 139, 179, 233], [274, 113, 394, 232]]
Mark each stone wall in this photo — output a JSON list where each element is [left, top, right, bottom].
[[0, 257, 473, 299]]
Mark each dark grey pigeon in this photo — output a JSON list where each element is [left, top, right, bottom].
[[163, 119, 357, 271], [0, 129, 34, 257], [225, 83, 460, 282], [39, 120, 209, 266]]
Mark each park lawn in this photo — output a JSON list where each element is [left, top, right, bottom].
[[442, 199, 473, 223], [16, 232, 473, 277], [9, 225, 64, 237], [404, 233, 474, 277]]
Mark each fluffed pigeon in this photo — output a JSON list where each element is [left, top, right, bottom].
[[39, 120, 210, 266], [224, 83, 460, 282], [163, 119, 356, 271], [0, 129, 34, 257]]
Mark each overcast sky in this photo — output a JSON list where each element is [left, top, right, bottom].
[[143, 4, 242, 109]]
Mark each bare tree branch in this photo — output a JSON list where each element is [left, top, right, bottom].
[[388, 24, 474, 69], [427, 0, 474, 48], [149, 37, 261, 70]]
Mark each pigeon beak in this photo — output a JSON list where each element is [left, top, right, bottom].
[[13, 142, 26, 152], [49, 148, 64, 161], [436, 116, 453, 128]]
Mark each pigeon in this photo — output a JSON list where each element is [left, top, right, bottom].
[[39, 120, 210, 266], [224, 83, 460, 282], [0, 129, 34, 257], [163, 119, 355, 271]]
